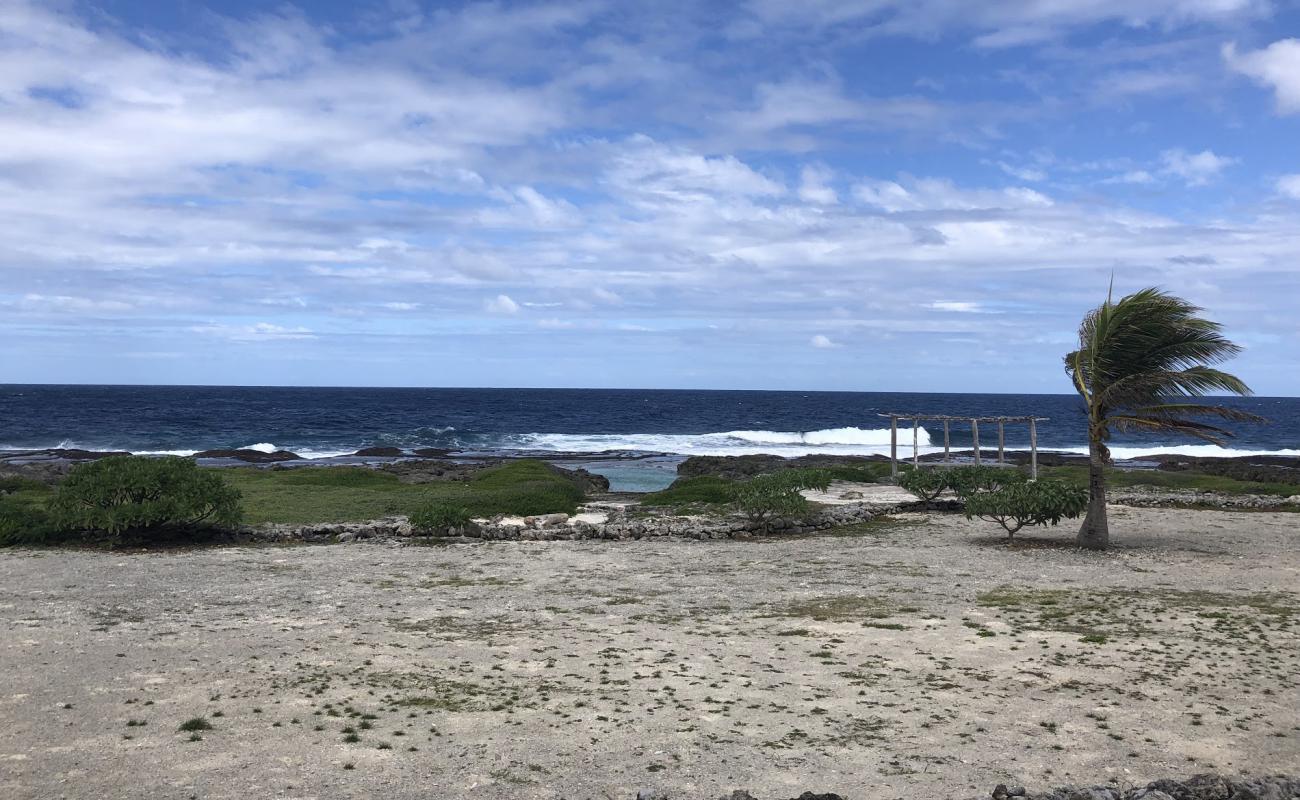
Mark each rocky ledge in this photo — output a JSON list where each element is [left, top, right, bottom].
[[1109, 487, 1300, 510], [245, 498, 919, 544], [633, 774, 1299, 800]]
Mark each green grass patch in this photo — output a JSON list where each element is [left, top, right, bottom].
[[638, 476, 737, 511], [221, 460, 584, 525], [1040, 465, 1299, 497]]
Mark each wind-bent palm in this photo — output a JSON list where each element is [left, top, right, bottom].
[[1064, 287, 1259, 550]]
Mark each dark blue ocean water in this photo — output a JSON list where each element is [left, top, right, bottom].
[[1, 385, 1296, 461]]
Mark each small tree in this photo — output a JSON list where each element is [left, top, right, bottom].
[[898, 468, 948, 502], [51, 456, 241, 542], [944, 465, 1027, 500], [733, 481, 809, 530], [963, 481, 1088, 542], [732, 470, 831, 531]]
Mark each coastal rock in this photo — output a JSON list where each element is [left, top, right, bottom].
[[1108, 488, 1299, 511], [352, 446, 405, 457], [1000, 774, 1300, 800], [194, 448, 303, 463]]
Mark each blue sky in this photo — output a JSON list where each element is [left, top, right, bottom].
[[1, 0, 1298, 393]]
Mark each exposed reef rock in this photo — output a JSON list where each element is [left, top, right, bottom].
[[629, 775, 1298, 800], [193, 448, 303, 463]]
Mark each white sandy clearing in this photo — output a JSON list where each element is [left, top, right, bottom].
[[0, 505, 1297, 800]]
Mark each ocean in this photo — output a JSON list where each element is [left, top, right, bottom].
[[2, 386, 1297, 491]]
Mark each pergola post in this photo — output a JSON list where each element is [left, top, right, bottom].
[[912, 418, 919, 467], [1030, 418, 1039, 480], [997, 420, 1005, 464], [972, 419, 980, 465], [890, 416, 898, 478], [943, 420, 951, 462]]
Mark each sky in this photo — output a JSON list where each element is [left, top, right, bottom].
[[1, 0, 1298, 394]]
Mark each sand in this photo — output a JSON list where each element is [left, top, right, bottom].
[[1, 505, 1297, 799]]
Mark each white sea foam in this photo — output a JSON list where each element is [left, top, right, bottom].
[[1057, 444, 1300, 460], [499, 426, 934, 457]]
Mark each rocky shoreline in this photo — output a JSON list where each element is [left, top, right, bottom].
[[637, 774, 1300, 800], [246, 496, 931, 544]]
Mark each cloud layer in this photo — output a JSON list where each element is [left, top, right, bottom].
[[1, 0, 1298, 392]]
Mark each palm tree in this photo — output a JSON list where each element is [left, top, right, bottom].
[[1064, 286, 1260, 550]]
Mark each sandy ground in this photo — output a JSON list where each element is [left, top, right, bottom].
[[1, 506, 1298, 800]]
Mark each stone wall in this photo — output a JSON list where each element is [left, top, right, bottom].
[[245, 499, 924, 544]]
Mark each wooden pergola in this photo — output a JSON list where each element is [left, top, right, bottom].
[[879, 414, 1048, 479]]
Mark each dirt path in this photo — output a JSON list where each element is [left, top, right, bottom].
[[2, 506, 1297, 799]]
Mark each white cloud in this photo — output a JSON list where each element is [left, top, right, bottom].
[[748, 0, 1267, 47], [1159, 149, 1237, 186], [607, 135, 785, 201], [928, 301, 984, 313], [1224, 39, 1300, 114], [853, 178, 1052, 212], [192, 322, 316, 342], [1277, 174, 1300, 200], [537, 318, 576, 329], [19, 294, 132, 313], [798, 165, 838, 204], [383, 302, 420, 311], [1101, 170, 1156, 185], [810, 334, 839, 349], [484, 294, 520, 314], [992, 161, 1047, 182]]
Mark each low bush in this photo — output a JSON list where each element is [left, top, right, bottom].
[[963, 480, 1088, 540], [640, 476, 738, 509], [409, 502, 473, 534], [898, 468, 948, 501], [49, 456, 242, 542], [944, 465, 1028, 500], [758, 468, 833, 493], [0, 495, 63, 546], [731, 470, 837, 529], [733, 479, 810, 529], [821, 464, 894, 483]]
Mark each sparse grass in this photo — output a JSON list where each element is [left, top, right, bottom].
[[819, 516, 926, 538], [764, 595, 903, 622], [177, 717, 212, 732], [221, 460, 584, 524], [1040, 465, 1299, 497], [638, 476, 737, 512]]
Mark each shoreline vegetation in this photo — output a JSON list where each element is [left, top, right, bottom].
[[2, 449, 1298, 547]]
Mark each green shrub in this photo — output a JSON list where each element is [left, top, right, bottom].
[[821, 464, 894, 483], [640, 476, 738, 509], [944, 465, 1028, 500], [963, 480, 1088, 540], [50, 456, 242, 541], [758, 468, 833, 493], [731, 471, 832, 529], [734, 480, 809, 529], [0, 495, 63, 546], [412, 461, 584, 519], [409, 503, 473, 534], [0, 475, 50, 495], [898, 468, 948, 501]]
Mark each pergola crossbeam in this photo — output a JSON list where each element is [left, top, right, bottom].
[[879, 414, 1049, 480]]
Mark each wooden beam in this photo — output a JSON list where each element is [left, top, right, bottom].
[[890, 416, 898, 478], [943, 419, 950, 462], [997, 420, 1005, 464], [1030, 418, 1038, 480], [972, 419, 980, 465], [912, 418, 919, 468]]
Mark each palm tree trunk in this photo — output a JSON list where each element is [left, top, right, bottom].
[[1077, 426, 1109, 550]]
